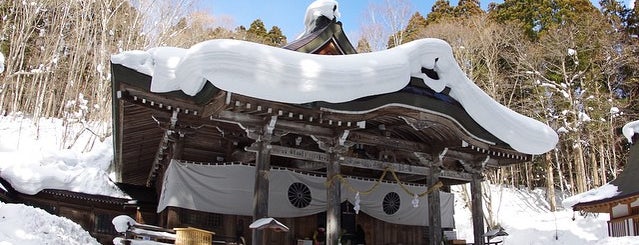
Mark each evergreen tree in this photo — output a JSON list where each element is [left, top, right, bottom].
[[426, 0, 455, 25], [490, 0, 597, 39], [599, 0, 638, 36], [455, 0, 484, 17], [402, 12, 428, 43], [267, 26, 287, 47], [632, 1, 639, 35], [247, 19, 268, 42]]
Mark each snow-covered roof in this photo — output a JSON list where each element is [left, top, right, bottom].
[[0, 116, 129, 198], [562, 184, 619, 209], [622, 120, 639, 143], [565, 120, 639, 210], [111, 37, 557, 155]]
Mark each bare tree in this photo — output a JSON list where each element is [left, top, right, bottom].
[[359, 0, 413, 51], [130, 0, 198, 47]]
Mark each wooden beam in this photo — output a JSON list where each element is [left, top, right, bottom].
[[347, 131, 431, 153], [446, 149, 500, 166], [214, 110, 335, 137], [246, 144, 473, 182]]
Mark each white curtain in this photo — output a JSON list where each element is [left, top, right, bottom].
[[158, 160, 454, 227]]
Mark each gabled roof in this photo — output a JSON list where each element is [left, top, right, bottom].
[[283, 16, 356, 55], [572, 136, 639, 212]]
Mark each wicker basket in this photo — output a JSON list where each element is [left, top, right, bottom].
[[174, 227, 214, 245]]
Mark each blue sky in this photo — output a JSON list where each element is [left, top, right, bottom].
[[199, 0, 630, 41], [200, 0, 498, 40]]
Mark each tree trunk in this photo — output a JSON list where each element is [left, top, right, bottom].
[[545, 153, 556, 211], [590, 144, 600, 187], [600, 143, 607, 184], [573, 142, 587, 193], [524, 162, 532, 190], [567, 151, 575, 194]]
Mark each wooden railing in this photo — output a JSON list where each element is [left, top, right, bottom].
[[608, 214, 639, 237]]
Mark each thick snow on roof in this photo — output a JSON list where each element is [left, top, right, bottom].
[[0, 116, 129, 198], [622, 120, 639, 143], [561, 183, 619, 209], [111, 38, 558, 155]]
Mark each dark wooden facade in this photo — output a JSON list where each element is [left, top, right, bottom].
[[110, 18, 534, 245]]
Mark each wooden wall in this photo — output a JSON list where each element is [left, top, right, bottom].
[[163, 206, 427, 245], [356, 212, 426, 245]]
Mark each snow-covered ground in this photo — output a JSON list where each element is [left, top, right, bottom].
[[0, 202, 100, 245], [0, 115, 638, 244], [452, 185, 639, 244]]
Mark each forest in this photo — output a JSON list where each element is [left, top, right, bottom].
[[0, 0, 638, 211]]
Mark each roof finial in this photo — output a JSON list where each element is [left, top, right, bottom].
[[300, 0, 340, 37]]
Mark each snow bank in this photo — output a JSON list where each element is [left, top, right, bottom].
[[453, 184, 638, 245], [0, 202, 100, 245]]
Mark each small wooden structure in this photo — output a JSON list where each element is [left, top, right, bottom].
[[0, 177, 147, 244], [571, 133, 639, 237], [110, 17, 538, 245]]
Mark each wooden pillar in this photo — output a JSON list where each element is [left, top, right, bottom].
[[326, 150, 341, 245], [471, 173, 485, 245], [416, 151, 444, 245], [251, 117, 276, 245], [427, 167, 442, 245], [251, 136, 272, 245], [414, 151, 448, 245], [171, 133, 184, 160], [316, 132, 350, 245]]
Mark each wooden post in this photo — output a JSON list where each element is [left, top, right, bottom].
[[427, 167, 442, 245], [326, 150, 341, 245], [416, 151, 444, 245], [171, 133, 184, 160], [251, 117, 276, 245], [251, 136, 271, 245], [316, 131, 350, 245], [471, 173, 485, 245]]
